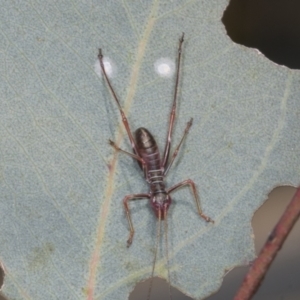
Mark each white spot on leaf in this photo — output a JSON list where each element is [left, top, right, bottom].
[[95, 56, 116, 78], [154, 58, 175, 78]]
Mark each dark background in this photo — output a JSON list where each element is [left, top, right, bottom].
[[1, 0, 299, 299]]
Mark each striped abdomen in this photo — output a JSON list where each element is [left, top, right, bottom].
[[135, 127, 166, 194]]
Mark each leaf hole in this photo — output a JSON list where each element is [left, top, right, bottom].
[[130, 277, 193, 300], [0, 262, 6, 300], [222, 0, 300, 69], [204, 186, 299, 300], [0, 264, 3, 289], [129, 187, 299, 299]]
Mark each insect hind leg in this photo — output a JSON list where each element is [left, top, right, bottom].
[[167, 179, 214, 223]]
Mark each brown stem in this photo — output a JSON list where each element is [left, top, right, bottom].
[[233, 187, 300, 300]]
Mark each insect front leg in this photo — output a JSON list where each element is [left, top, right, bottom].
[[109, 140, 143, 162], [123, 193, 150, 247], [167, 179, 214, 223], [108, 139, 149, 181]]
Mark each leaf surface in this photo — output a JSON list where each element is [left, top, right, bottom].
[[0, 1, 299, 300]]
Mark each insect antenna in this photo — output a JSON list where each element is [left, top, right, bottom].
[[164, 208, 173, 300], [162, 33, 185, 167], [147, 210, 162, 300], [98, 49, 123, 111]]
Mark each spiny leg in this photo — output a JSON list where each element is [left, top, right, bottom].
[[163, 118, 193, 176], [167, 179, 214, 223], [123, 193, 150, 247], [98, 49, 139, 154], [162, 33, 185, 168]]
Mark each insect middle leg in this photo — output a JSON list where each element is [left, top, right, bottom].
[[163, 117, 193, 176], [123, 193, 150, 247], [167, 179, 214, 223]]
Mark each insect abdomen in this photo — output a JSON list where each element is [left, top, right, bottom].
[[135, 128, 160, 169], [135, 128, 165, 193]]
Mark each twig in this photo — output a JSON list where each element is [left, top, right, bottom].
[[233, 187, 300, 300]]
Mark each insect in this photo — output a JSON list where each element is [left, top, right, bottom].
[[98, 33, 214, 299]]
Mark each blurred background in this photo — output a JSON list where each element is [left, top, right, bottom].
[[131, 0, 300, 299], [1, 0, 299, 299]]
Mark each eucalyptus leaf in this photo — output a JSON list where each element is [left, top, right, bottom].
[[0, 1, 299, 300]]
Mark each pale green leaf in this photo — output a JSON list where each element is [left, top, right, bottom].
[[0, 1, 299, 300]]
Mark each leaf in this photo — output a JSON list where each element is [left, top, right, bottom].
[[0, 1, 299, 300]]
